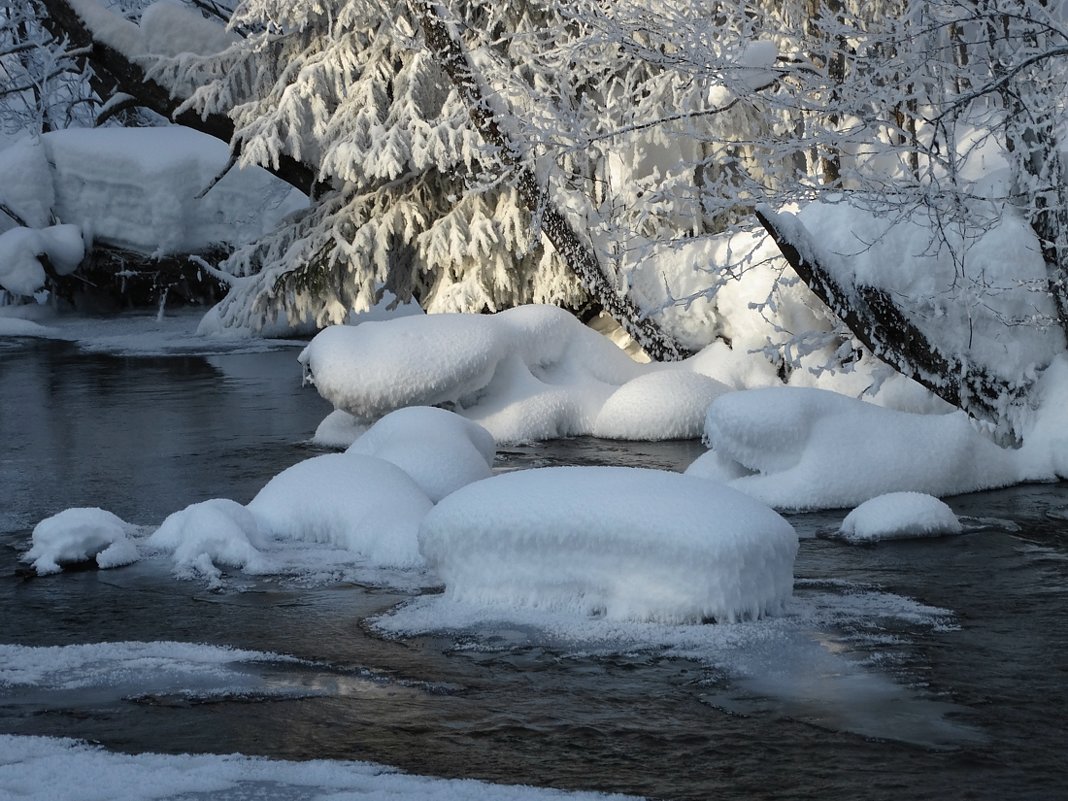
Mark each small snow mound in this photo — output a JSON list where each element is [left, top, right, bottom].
[[311, 409, 368, 449], [419, 466, 797, 623], [248, 453, 433, 568], [347, 407, 494, 502], [148, 499, 268, 581], [837, 493, 963, 543], [594, 371, 731, 440], [24, 508, 139, 575]]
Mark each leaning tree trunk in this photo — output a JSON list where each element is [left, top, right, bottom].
[[413, 0, 691, 361], [756, 205, 1030, 444]]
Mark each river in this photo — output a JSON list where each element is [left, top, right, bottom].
[[1, 321, 1066, 800]]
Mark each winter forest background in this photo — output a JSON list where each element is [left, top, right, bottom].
[[4, 0, 1068, 445]]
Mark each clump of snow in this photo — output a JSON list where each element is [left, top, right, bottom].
[[1017, 354, 1068, 480], [836, 492, 963, 543], [0, 138, 54, 229], [347, 407, 495, 502], [247, 453, 433, 568], [312, 409, 369, 448], [23, 508, 139, 575], [148, 498, 269, 581], [419, 466, 797, 624], [592, 371, 731, 440], [691, 387, 1023, 510], [0, 225, 84, 296]]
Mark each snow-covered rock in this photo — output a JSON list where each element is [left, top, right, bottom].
[[593, 370, 731, 440], [247, 453, 433, 568], [347, 407, 495, 502], [24, 508, 139, 575], [0, 225, 84, 296], [692, 386, 1023, 510], [148, 498, 269, 580], [419, 466, 797, 623], [836, 492, 962, 543]]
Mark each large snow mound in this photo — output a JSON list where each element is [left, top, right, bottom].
[[302, 305, 755, 444], [23, 507, 139, 575], [837, 492, 962, 543], [347, 406, 495, 502], [419, 466, 798, 623], [247, 453, 433, 568], [691, 387, 1024, 510]]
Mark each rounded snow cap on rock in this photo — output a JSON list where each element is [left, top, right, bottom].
[[24, 507, 138, 575], [419, 466, 797, 623], [838, 492, 962, 543]]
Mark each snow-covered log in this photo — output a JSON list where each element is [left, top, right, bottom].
[[413, 0, 692, 362], [755, 205, 1031, 444]]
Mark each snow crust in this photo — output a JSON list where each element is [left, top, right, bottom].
[[837, 493, 962, 543], [419, 466, 797, 623], [23, 508, 139, 575], [0, 735, 632, 801], [691, 387, 1024, 510], [347, 407, 495, 502], [248, 453, 433, 568]]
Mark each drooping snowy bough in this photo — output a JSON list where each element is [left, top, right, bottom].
[[419, 466, 798, 624]]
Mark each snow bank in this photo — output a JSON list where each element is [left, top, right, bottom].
[[23, 508, 139, 575], [0, 127, 304, 259], [419, 466, 797, 623], [0, 735, 632, 801], [690, 387, 1023, 510], [247, 453, 433, 568], [836, 493, 962, 543], [347, 407, 495, 502], [148, 498, 269, 581]]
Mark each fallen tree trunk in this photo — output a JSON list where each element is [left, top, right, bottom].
[[756, 204, 1030, 444], [414, 0, 692, 362]]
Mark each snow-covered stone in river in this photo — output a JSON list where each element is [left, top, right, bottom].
[[347, 407, 495, 502], [24, 508, 139, 575], [248, 453, 432, 567], [698, 386, 1023, 510], [419, 466, 797, 623], [148, 498, 268, 580], [837, 492, 962, 543], [593, 371, 732, 440]]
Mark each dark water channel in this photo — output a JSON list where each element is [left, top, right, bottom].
[[1, 335, 1067, 800]]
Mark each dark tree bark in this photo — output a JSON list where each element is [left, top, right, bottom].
[[756, 205, 1029, 443], [37, 0, 318, 193], [413, 0, 692, 361]]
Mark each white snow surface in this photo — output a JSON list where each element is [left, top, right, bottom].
[[0, 127, 304, 257], [347, 407, 495, 502], [837, 493, 963, 543], [23, 508, 140, 575], [419, 466, 798, 624], [248, 453, 434, 568], [0, 735, 634, 801], [690, 387, 1024, 510]]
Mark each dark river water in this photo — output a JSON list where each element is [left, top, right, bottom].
[[1, 332, 1067, 800]]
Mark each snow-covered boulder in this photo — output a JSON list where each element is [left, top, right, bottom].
[[247, 454, 432, 568], [347, 407, 495, 502], [24, 508, 139, 575], [419, 466, 798, 623], [148, 498, 269, 580], [593, 371, 731, 440], [694, 387, 1023, 510], [836, 492, 962, 543], [0, 225, 84, 297]]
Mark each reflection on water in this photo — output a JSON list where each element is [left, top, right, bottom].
[[2, 337, 1068, 800]]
